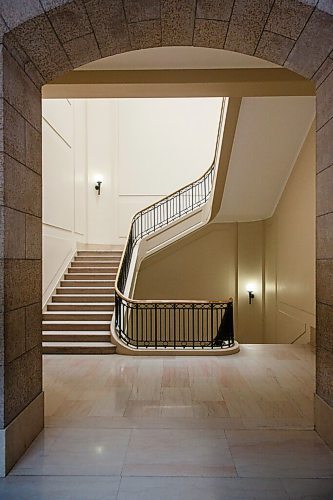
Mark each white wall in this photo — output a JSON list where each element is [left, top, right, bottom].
[[86, 98, 222, 244], [42, 97, 222, 299], [42, 99, 87, 305]]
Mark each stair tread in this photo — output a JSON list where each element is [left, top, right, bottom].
[[44, 310, 113, 313], [70, 265, 119, 267], [43, 320, 110, 325], [65, 273, 117, 276], [48, 295, 114, 306], [73, 261, 120, 264], [54, 294, 114, 296], [57, 289, 114, 292], [58, 286, 114, 288], [77, 250, 122, 252], [43, 331, 110, 335], [63, 280, 115, 282], [43, 342, 115, 347]]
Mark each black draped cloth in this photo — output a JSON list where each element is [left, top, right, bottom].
[[213, 302, 233, 346]]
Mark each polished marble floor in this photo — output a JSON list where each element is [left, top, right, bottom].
[[1, 344, 333, 499]]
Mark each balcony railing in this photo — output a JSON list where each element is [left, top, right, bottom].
[[114, 98, 234, 350]]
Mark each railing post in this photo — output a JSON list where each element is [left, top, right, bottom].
[[136, 304, 139, 349], [229, 301, 234, 347], [119, 299, 123, 338], [211, 303, 214, 348], [173, 304, 176, 349], [155, 304, 157, 349], [192, 304, 195, 349]]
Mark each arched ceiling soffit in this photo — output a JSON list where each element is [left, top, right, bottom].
[[0, 0, 332, 85]]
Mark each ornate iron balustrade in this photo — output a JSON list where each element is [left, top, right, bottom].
[[115, 297, 233, 350], [114, 98, 234, 350]]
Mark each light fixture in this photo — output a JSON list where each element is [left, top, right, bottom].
[[95, 175, 103, 195], [246, 283, 255, 305]]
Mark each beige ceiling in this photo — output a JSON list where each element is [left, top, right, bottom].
[[215, 96, 316, 223], [77, 46, 279, 71]]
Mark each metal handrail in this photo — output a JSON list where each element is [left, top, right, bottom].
[[114, 98, 234, 349]]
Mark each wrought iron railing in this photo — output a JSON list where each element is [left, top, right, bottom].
[[114, 98, 234, 349]]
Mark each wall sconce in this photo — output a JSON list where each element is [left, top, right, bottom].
[[95, 175, 103, 195], [246, 283, 255, 304]]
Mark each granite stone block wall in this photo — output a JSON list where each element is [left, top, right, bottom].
[[0, 0, 331, 465], [0, 36, 42, 430]]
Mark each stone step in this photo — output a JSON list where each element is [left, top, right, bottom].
[[77, 251, 122, 257], [71, 261, 119, 267], [60, 280, 115, 287], [74, 256, 121, 262], [42, 320, 110, 331], [68, 267, 118, 273], [47, 302, 115, 311], [42, 331, 111, 342], [52, 294, 114, 303], [56, 287, 114, 295], [42, 341, 116, 355], [64, 273, 116, 280], [43, 311, 113, 321]]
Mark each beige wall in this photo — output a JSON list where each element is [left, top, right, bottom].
[[264, 123, 316, 344], [134, 221, 265, 343], [134, 125, 315, 344], [237, 222, 264, 343], [134, 223, 237, 302]]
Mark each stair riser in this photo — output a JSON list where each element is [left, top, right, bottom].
[[56, 288, 114, 295], [43, 313, 112, 321], [47, 304, 114, 311], [43, 333, 110, 342], [43, 345, 116, 354], [68, 267, 118, 277], [52, 295, 114, 303], [71, 262, 119, 268], [77, 250, 122, 257], [75, 256, 121, 261], [76, 253, 122, 258], [43, 323, 110, 331], [64, 274, 116, 280], [61, 281, 115, 287]]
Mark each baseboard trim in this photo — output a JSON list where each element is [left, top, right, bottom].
[[0, 392, 44, 476], [315, 394, 333, 451]]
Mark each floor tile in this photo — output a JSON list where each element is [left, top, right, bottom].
[[123, 428, 236, 477], [88, 387, 132, 417], [45, 415, 245, 430], [192, 401, 230, 418], [117, 476, 288, 499], [10, 427, 131, 476], [124, 400, 161, 417], [282, 478, 333, 498], [0, 476, 120, 500], [226, 429, 333, 478]]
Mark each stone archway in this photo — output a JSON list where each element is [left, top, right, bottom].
[[0, 0, 332, 474]]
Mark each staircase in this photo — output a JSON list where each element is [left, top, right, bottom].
[[42, 249, 122, 354]]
